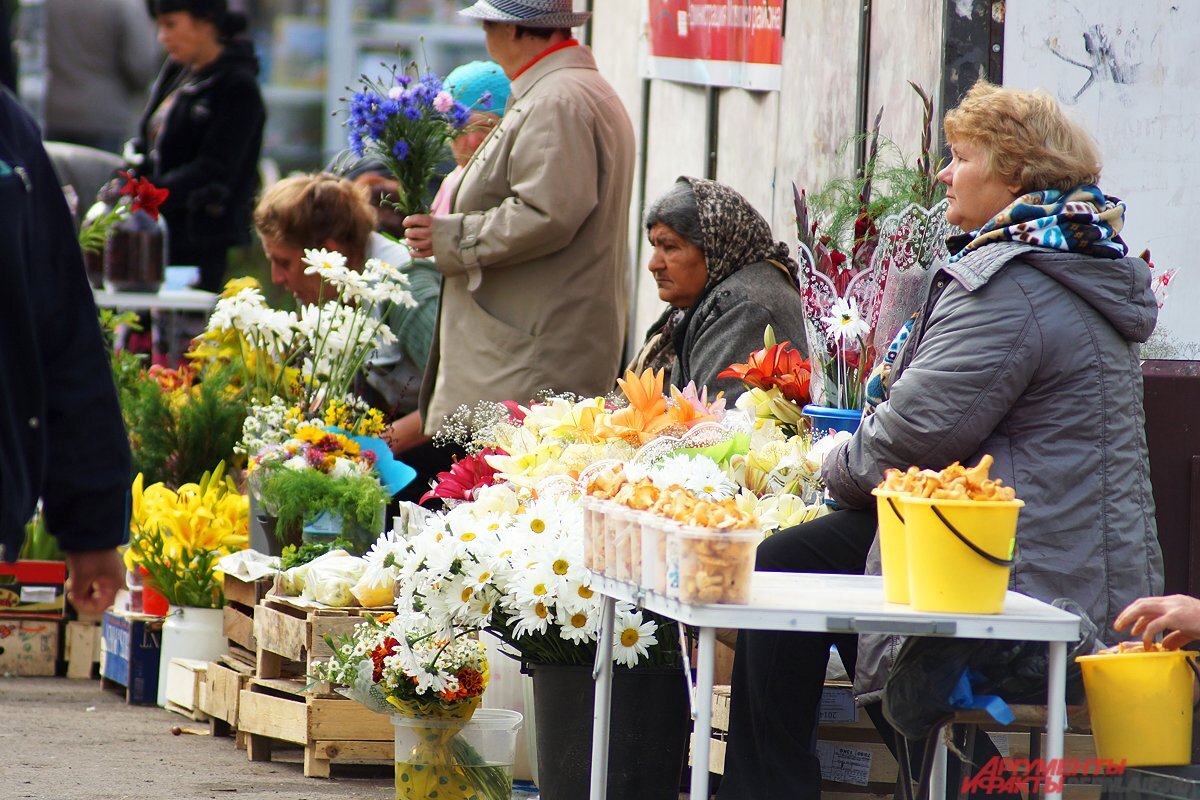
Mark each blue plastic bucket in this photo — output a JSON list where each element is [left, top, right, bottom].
[[802, 404, 864, 435]]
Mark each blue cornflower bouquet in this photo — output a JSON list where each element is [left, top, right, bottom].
[[347, 66, 484, 218]]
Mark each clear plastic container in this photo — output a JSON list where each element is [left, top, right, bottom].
[[587, 498, 610, 576], [664, 521, 682, 599], [626, 510, 643, 584], [639, 515, 668, 593], [607, 506, 639, 583], [675, 526, 760, 605], [581, 496, 599, 572]]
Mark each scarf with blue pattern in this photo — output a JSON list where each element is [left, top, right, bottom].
[[947, 185, 1128, 263]]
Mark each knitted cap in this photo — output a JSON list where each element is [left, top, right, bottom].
[[445, 61, 512, 117]]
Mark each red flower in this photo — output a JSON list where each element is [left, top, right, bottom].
[[119, 171, 170, 220], [420, 447, 504, 506], [370, 637, 400, 682], [718, 341, 812, 405], [499, 400, 526, 424]]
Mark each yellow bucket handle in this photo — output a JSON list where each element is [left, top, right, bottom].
[[930, 505, 1017, 567], [886, 497, 905, 524]]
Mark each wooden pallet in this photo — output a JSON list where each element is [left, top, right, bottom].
[[239, 676, 393, 777]]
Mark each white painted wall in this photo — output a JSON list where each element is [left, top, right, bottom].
[[589, 0, 944, 348], [1004, 0, 1200, 358]]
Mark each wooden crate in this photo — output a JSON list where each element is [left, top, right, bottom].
[[201, 656, 255, 745], [0, 617, 60, 676], [64, 619, 102, 679], [221, 574, 271, 652], [252, 594, 378, 682], [239, 676, 393, 777], [164, 658, 209, 721]]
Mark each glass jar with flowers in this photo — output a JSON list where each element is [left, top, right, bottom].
[[104, 172, 170, 293], [316, 612, 518, 800]]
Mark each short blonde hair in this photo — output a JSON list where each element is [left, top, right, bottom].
[[254, 173, 377, 264], [943, 80, 1101, 193]]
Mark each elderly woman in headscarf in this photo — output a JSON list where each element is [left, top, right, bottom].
[[630, 177, 808, 397]]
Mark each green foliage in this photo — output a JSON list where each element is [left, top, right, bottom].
[[19, 510, 64, 561], [121, 365, 248, 488], [79, 203, 128, 256], [128, 530, 225, 608], [806, 82, 946, 255], [279, 537, 356, 571], [256, 467, 387, 539]]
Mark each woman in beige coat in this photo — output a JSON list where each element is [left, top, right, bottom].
[[399, 0, 636, 452]]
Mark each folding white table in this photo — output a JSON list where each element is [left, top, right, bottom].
[[93, 287, 218, 363], [589, 573, 1082, 800]]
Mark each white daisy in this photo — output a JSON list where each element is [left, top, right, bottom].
[[821, 296, 871, 347], [612, 609, 658, 668]]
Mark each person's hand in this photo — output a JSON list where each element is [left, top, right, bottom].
[[1114, 594, 1200, 650], [403, 214, 435, 259], [65, 549, 126, 615]]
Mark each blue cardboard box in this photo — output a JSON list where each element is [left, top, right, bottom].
[[101, 610, 163, 705]]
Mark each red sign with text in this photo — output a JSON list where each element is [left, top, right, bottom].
[[645, 0, 785, 91]]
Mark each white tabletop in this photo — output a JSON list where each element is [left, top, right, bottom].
[[93, 287, 218, 312], [592, 572, 1082, 642]]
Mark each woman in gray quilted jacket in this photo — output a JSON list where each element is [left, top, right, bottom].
[[718, 80, 1164, 800]]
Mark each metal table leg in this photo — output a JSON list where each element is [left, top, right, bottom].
[[929, 733, 948, 800], [1044, 640, 1067, 800], [589, 595, 616, 800], [689, 626, 717, 800]]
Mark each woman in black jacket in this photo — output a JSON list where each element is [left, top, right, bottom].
[[130, 0, 264, 291]]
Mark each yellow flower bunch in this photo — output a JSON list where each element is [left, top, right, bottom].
[[323, 400, 386, 438], [124, 462, 250, 572]]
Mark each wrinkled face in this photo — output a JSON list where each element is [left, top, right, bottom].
[[647, 223, 708, 309], [937, 139, 1022, 234], [156, 11, 218, 67], [452, 111, 500, 166], [261, 235, 323, 306]]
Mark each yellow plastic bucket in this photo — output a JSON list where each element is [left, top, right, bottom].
[[872, 489, 910, 604], [899, 496, 1023, 614], [1076, 649, 1197, 766]]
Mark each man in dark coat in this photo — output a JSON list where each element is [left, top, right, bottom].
[[0, 87, 131, 614]]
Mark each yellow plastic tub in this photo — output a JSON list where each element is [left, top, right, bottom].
[[899, 496, 1023, 614], [1076, 648, 1197, 766], [872, 489, 910, 604]]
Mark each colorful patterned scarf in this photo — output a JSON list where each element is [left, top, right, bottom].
[[947, 185, 1128, 263]]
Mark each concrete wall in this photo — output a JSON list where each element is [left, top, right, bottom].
[[589, 0, 944, 347]]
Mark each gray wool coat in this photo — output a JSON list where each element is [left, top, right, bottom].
[[670, 260, 809, 398], [822, 241, 1165, 702]]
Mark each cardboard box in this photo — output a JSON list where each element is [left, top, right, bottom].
[[0, 617, 60, 675], [100, 610, 163, 704], [0, 560, 67, 618]]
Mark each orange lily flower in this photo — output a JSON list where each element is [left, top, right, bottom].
[[598, 368, 674, 445], [718, 341, 812, 404]]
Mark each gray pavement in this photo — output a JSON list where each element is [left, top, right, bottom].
[[0, 676, 394, 800]]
